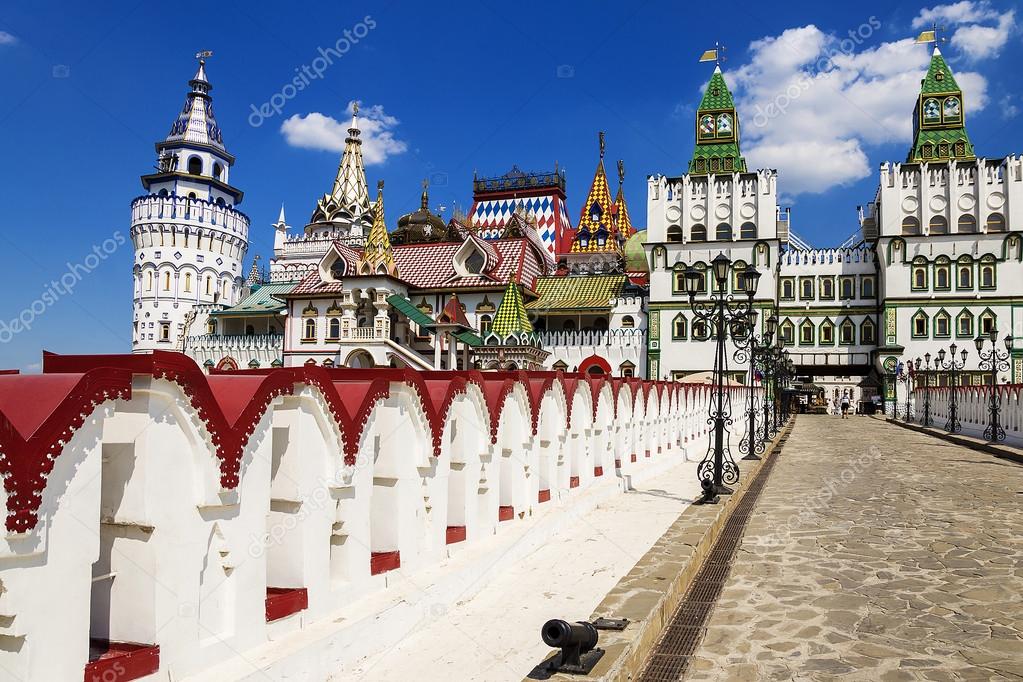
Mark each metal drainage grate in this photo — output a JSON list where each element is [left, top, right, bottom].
[[641, 653, 690, 682], [638, 424, 793, 681], [656, 626, 706, 658]]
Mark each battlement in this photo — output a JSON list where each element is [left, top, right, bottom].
[[780, 247, 874, 267]]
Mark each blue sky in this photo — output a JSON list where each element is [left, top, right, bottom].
[[0, 0, 1020, 371]]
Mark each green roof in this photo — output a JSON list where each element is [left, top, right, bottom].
[[920, 49, 960, 94], [623, 230, 649, 273], [907, 48, 975, 163], [387, 294, 481, 346], [698, 68, 736, 110], [492, 280, 533, 335], [688, 67, 746, 175], [525, 274, 626, 311], [212, 283, 294, 316]]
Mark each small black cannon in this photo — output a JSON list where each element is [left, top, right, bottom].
[[541, 619, 602, 674]]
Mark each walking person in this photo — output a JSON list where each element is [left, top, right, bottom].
[[840, 392, 850, 419]]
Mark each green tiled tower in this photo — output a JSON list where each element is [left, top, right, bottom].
[[688, 66, 747, 175], [907, 47, 975, 163]]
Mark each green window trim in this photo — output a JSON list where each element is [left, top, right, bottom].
[[819, 277, 835, 300], [979, 263, 996, 290], [911, 265, 929, 291], [838, 276, 856, 300], [911, 312, 929, 339], [956, 311, 974, 338], [859, 275, 875, 299], [819, 320, 836, 346], [779, 277, 795, 301], [798, 320, 815, 346], [956, 263, 974, 290], [839, 320, 856, 346], [933, 312, 952, 339], [779, 321, 795, 346], [860, 319, 877, 345], [799, 277, 815, 301], [934, 263, 951, 291], [671, 314, 688, 341]]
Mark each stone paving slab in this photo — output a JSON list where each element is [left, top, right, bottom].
[[685, 415, 1023, 682]]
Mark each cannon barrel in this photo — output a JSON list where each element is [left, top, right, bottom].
[[541, 619, 598, 653]]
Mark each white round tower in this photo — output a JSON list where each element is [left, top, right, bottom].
[[131, 53, 250, 352]]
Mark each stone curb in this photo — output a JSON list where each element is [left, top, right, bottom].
[[525, 419, 796, 682], [883, 417, 1023, 465]]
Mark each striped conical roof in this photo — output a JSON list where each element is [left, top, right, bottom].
[[492, 279, 533, 336]]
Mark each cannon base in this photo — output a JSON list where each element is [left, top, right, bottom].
[[545, 647, 604, 675]]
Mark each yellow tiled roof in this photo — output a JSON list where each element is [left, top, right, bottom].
[[524, 274, 626, 311]]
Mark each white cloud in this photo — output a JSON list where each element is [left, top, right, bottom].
[[280, 100, 408, 165], [912, 1, 998, 28], [912, 2, 1016, 61], [725, 22, 990, 195], [1001, 95, 1020, 119], [0, 31, 16, 45]]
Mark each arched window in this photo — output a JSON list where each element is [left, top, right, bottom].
[[957, 215, 977, 233], [934, 258, 951, 290], [303, 318, 317, 340], [690, 224, 707, 242], [328, 318, 341, 339], [979, 260, 996, 289], [620, 315, 635, 328], [778, 320, 795, 346], [184, 272, 192, 292], [911, 267, 932, 293], [187, 156, 202, 175], [934, 310, 951, 338], [819, 319, 835, 345], [163, 271, 172, 291], [957, 260, 973, 289], [666, 225, 683, 243], [929, 215, 948, 234], [479, 314, 492, 333], [206, 318, 217, 334], [799, 319, 814, 345], [957, 310, 974, 338], [652, 245, 667, 270], [562, 319, 576, 331], [840, 318, 856, 345], [619, 361, 636, 378], [715, 223, 732, 241], [986, 212, 1006, 232], [780, 278, 795, 300], [205, 275, 212, 295], [692, 319, 709, 341], [739, 222, 756, 239], [672, 314, 687, 340], [901, 217, 920, 235], [980, 310, 997, 335], [860, 318, 876, 344], [594, 317, 609, 331], [213, 162, 223, 180], [146, 271, 153, 291], [329, 259, 345, 280], [911, 311, 928, 338]]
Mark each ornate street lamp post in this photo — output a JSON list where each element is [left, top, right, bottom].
[[914, 354, 933, 427], [899, 358, 914, 422], [680, 253, 760, 503], [735, 314, 777, 461], [974, 331, 1013, 442], [935, 343, 968, 433]]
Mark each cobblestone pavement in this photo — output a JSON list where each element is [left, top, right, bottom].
[[686, 415, 1023, 681]]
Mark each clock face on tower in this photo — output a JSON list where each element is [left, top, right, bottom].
[[700, 115, 714, 136], [716, 113, 732, 134]]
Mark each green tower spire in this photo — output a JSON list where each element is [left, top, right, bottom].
[[907, 47, 975, 163], [688, 66, 747, 175]]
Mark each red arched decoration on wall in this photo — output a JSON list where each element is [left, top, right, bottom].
[[216, 356, 239, 371], [578, 355, 612, 376]]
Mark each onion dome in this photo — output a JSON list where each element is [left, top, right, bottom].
[[391, 180, 450, 244]]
